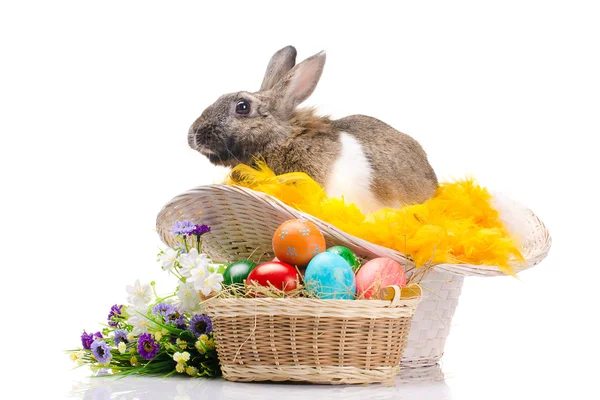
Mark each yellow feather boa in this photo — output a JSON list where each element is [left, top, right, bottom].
[[225, 162, 523, 275]]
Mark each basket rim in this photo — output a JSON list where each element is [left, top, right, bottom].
[[156, 183, 552, 277], [204, 284, 421, 317], [203, 294, 421, 308]]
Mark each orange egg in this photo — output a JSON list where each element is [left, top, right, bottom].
[[272, 219, 326, 267]]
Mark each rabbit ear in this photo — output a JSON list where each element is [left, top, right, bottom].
[[260, 45, 297, 91], [272, 50, 326, 116]]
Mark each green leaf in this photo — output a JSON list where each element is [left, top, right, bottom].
[[178, 330, 196, 342]]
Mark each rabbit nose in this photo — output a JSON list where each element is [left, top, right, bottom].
[[190, 116, 207, 133]]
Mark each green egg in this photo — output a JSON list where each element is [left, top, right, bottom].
[[326, 246, 361, 271], [223, 260, 257, 286]]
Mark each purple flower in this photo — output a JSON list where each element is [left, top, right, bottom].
[[188, 314, 212, 338], [113, 329, 128, 345], [81, 331, 103, 350], [191, 224, 211, 237], [91, 339, 113, 365], [162, 309, 187, 329], [107, 304, 123, 327], [152, 303, 176, 319], [137, 333, 160, 360], [171, 220, 196, 236], [172, 313, 187, 329]]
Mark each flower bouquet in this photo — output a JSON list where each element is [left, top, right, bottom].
[[68, 222, 223, 378]]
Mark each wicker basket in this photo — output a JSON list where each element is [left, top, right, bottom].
[[204, 285, 421, 384], [156, 184, 551, 370]]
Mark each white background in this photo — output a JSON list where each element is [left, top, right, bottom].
[[1, 1, 599, 399]]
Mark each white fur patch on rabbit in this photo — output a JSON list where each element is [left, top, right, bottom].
[[325, 132, 384, 213]]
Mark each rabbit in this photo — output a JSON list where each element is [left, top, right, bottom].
[[188, 45, 438, 213]]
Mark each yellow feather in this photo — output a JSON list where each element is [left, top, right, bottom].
[[227, 163, 523, 275]]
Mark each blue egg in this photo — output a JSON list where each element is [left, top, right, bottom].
[[305, 252, 356, 299]]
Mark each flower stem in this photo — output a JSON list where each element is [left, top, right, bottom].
[[171, 269, 185, 282], [182, 236, 189, 253], [153, 294, 176, 304], [151, 281, 159, 299], [196, 237, 201, 253]]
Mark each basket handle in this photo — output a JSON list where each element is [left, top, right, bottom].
[[388, 285, 402, 306], [380, 284, 422, 306]]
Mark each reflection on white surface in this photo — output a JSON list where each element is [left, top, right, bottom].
[[69, 371, 451, 400]]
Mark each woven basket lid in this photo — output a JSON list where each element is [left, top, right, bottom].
[[156, 184, 551, 277]]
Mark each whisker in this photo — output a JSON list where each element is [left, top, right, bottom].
[[216, 134, 243, 165]]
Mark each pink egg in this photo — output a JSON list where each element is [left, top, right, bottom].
[[356, 257, 407, 299]]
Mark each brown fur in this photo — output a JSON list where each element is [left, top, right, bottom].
[[332, 115, 438, 205], [290, 108, 333, 137], [264, 109, 338, 186], [188, 46, 438, 209]]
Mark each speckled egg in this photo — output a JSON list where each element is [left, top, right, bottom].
[[355, 257, 407, 299], [305, 252, 356, 299], [326, 246, 361, 271], [272, 219, 326, 267]]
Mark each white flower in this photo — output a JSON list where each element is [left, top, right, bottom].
[[199, 272, 224, 296], [175, 363, 185, 373], [159, 248, 178, 272], [173, 351, 190, 363], [185, 366, 198, 377], [128, 313, 151, 336], [118, 342, 127, 354], [179, 249, 210, 278], [177, 281, 200, 312], [187, 265, 210, 292], [126, 280, 152, 309]]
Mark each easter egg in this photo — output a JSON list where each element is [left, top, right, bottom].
[[273, 219, 326, 267], [246, 261, 300, 292], [355, 257, 407, 299], [223, 260, 257, 286], [326, 246, 361, 271], [305, 252, 356, 299]]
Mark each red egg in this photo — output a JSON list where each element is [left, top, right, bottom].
[[356, 257, 407, 299], [273, 219, 326, 267], [246, 261, 300, 292]]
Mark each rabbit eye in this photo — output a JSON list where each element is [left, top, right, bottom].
[[235, 100, 251, 115]]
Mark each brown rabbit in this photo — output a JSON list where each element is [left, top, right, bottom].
[[188, 46, 437, 213]]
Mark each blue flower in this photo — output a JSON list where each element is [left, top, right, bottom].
[[188, 314, 212, 338], [172, 313, 187, 329], [171, 220, 196, 236], [81, 331, 103, 350], [113, 329, 128, 346], [152, 303, 176, 319], [160, 309, 187, 329], [91, 339, 113, 365]]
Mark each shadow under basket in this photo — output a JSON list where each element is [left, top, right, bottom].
[[204, 285, 421, 385]]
